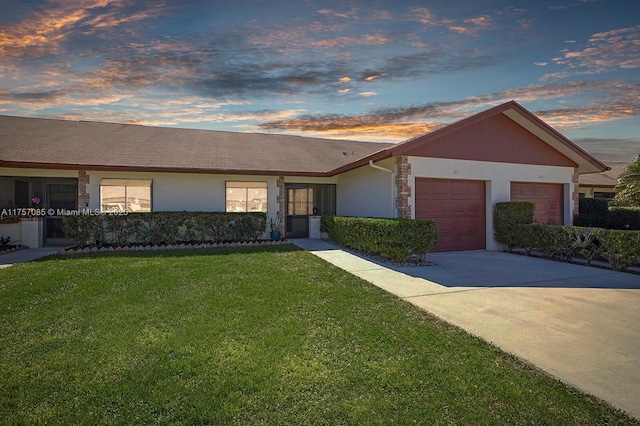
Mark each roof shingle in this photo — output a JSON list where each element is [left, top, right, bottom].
[[0, 115, 392, 176]]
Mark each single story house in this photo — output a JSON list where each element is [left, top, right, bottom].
[[0, 101, 608, 251], [578, 162, 630, 199]]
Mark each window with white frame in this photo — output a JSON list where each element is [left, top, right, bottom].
[[226, 181, 267, 212], [100, 179, 152, 212]]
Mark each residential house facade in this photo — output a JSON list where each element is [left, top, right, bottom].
[[0, 101, 608, 251]]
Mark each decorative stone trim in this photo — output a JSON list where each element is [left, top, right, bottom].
[[277, 176, 286, 235], [395, 156, 411, 219], [572, 168, 580, 218], [57, 239, 290, 255], [0, 245, 28, 256], [78, 170, 89, 209]]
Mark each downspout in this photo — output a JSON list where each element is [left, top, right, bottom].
[[368, 160, 395, 218]]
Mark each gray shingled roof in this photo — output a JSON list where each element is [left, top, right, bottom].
[[0, 115, 392, 176], [578, 162, 630, 187]]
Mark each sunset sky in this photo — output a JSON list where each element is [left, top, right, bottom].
[[1, 0, 638, 160]]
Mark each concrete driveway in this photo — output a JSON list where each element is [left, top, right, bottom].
[[293, 239, 640, 419]]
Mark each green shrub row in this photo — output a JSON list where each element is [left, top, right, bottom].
[[63, 212, 267, 247], [493, 202, 535, 252], [502, 224, 640, 272], [574, 198, 640, 230], [320, 215, 439, 262]]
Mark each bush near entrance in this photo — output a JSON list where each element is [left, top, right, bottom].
[[320, 215, 438, 262]]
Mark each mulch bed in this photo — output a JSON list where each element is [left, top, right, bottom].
[[510, 249, 640, 275], [0, 245, 29, 256], [57, 239, 289, 255]]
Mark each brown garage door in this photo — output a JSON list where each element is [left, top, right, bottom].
[[511, 182, 563, 225], [415, 178, 486, 252]]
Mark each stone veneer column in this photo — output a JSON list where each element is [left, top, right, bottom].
[[572, 168, 580, 218], [395, 156, 411, 218], [277, 176, 286, 235], [78, 170, 89, 210]]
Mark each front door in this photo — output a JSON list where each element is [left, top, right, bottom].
[[286, 186, 313, 238], [44, 180, 78, 246]]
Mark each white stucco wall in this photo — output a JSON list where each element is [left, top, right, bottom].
[[85, 170, 280, 219], [408, 157, 575, 250], [336, 158, 396, 218]]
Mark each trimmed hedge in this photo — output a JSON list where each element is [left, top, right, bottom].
[[608, 207, 640, 230], [574, 198, 610, 228], [574, 198, 640, 230], [500, 223, 640, 272], [491, 200, 640, 270], [320, 215, 439, 262], [63, 212, 267, 247], [493, 202, 535, 252]]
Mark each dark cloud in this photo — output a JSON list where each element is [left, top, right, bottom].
[[574, 138, 640, 162], [1, 0, 637, 148]]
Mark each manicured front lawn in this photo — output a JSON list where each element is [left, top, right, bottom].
[[1, 245, 636, 425]]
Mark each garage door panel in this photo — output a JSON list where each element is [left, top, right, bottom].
[[467, 200, 482, 213], [431, 181, 450, 195], [449, 182, 468, 196], [511, 182, 563, 225], [431, 203, 449, 214], [449, 199, 467, 213], [467, 218, 482, 231], [547, 201, 560, 210], [449, 218, 467, 232], [534, 186, 548, 196], [433, 218, 450, 232], [415, 178, 486, 252]]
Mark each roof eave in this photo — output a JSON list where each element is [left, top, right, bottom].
[[326, 150, 393, 176], [0, 161, 334, 177]]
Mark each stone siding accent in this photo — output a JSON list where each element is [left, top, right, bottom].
[[78, 170, 89, 209], [395, 156, 411, 218], [572, 168, 580, 218], [277, 176, 286, 234]]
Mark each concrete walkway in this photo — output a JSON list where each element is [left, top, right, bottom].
[[293, 238, 640, 419], [0, 247, 61, 268]]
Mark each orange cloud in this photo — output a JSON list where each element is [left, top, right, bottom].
[[262, 115, 443, 142], [409, 7, 441, 27], [313, 34, 390, 48], [0, 0, 167, 59], [553, 25, 640, 73], [449, 15, 495, 34]]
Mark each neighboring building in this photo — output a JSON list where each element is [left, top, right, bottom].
[[578, 162, 630, 199], [0, 101, 607, 251]]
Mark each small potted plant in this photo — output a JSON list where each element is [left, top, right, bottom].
[[269, 213, 282, 240]]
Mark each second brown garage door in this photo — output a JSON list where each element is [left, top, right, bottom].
[[415, 178, 486, 252], [511, 182, 563, 225]]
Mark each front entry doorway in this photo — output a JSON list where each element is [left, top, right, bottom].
[[44, 180, 78, 246], [285, 184, 336, 238]]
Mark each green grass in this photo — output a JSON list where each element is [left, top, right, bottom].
[[0, 245, 637, 425]]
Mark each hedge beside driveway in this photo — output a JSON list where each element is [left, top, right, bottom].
[[503, 223, 640, 272], [494, 202, 640, 272], [320, 215, 439, 262]]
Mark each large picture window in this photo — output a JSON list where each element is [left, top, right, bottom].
[[100, 179, 152, 212], [226, 181, 267, 212]]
